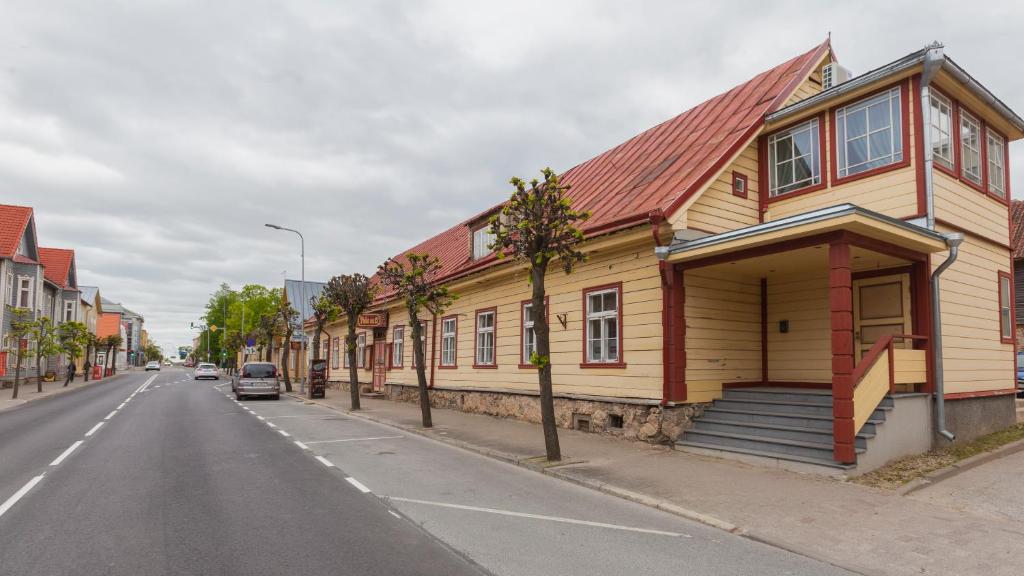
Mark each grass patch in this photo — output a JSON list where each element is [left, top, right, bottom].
[[853, 423, 1024, 490]]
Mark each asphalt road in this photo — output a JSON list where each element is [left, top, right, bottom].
[[0, 367, 856, 576]]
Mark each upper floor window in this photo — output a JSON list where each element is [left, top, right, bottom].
[[768, 118, 821, 197], [472, 225, 495, 260], [835, 87, 903, 178], [585, 285, 620, 364], [987, 131, 1006, 198], [64, 300, 74, 322], [392, 325, 404, 368], [959, 110, 983, 185], [6, 272, 13, 306], [474, 309, 496, 367], [929, 91, 954, 170], [17, 277, 32, 309], [440, 316, 457, 367]]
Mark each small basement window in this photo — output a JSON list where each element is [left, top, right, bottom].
[[608, 414, 624, 429], [572, 413, 592, 432]]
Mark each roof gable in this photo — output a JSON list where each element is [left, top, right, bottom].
[[0, 204, 36, 260], [39, 247, 77, 290]]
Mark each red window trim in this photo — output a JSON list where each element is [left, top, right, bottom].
[[998, 270, 1014, 345], [580, 282, 627, 369], [438, 314, 458, 369], [984, 126, 1010, 205], [956, 107, 987, 195], [731, 170, 748, 199], [390, 325, 404, 369], [762, 112, 828, 204], [472, 306, 498, 369], [519, 296, 550, 369], [830, 79, 912, 187]]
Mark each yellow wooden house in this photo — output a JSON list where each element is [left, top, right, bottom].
[[315, 40, 1022, 474]]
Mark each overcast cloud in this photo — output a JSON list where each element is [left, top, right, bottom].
[[2, 0, 1021, 354]]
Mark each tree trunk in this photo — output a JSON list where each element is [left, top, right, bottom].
[[347, 326, 361, 411], [280, 332, 293, 393], [532, 264, 560, 461], [12, 349, 23, 399], [36, 352, 43, 393], [410, 306, 432, 428]]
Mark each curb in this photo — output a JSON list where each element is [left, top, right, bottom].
[[898, 437, 1024, 496], [0, 371, 129, 414], [284, 392, 740, 535]]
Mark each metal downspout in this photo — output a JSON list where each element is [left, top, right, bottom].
[[920, 42, 944, 230], [931, 233, 963, 442]]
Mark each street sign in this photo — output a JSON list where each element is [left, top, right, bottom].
[[246, 337, 256, 347], [210, 325, 218, 332], [244, 347, 257, 354], [356, 312, 388, 329]]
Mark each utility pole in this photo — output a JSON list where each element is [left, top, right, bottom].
[[265, 224, 306, 394]]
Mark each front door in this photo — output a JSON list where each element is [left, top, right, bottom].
[[852, 273, 912, 361], [372, 339, 387, 392]]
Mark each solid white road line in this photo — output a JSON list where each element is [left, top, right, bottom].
[[386, 497, 689, 537], [137, 374, 158, 394], [0, 475, 45, 519], [294, 441, 310, 450], [50, 441, 84, 466], [104, 410, 117, 420], [345, 477, 372, 493], [315, 456, 335, 468], [305, 436, 403, 445], [388, 510, 401, 519], [84, 422, 104, 437], [278, 430, 291, 437]]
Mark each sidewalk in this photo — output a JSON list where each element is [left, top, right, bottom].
[[0, 371, 128, 413], [294, 388, 1024, 576]]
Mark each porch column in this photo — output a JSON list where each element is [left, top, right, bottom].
[[829, 242, 857, 464]]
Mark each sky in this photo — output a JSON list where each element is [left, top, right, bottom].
[[2, 0, 1022, 354]]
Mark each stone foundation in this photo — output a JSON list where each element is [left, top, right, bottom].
[[378, 381, 707, 444], [937, 393, 1018, 446]]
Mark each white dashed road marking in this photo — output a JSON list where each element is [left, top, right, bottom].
[[315, 456, 335, 468], [84, 422, 104, 437], [294, 441, 310, 450], [50, 441, 84, 466], [104, 410, 117, 420], [278, 430, 291, 437], [345, 477, 372, 493], [0, 475, 45, 519]]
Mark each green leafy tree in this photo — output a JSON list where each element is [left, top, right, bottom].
[[488, 167, 590, 461], [30, 318, 62, 392], [275, 294, 299, 393], [143, 343, 163, 362], [324, 274, 376, 411], [378, 253, 454, 428], [9, 309, 33, 399], [57, 321, 90, 386], [104, 334, 123, 374]]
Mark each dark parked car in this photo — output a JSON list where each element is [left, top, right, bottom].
[[234, 362, 281, 400], [1017, 351, 1024, 397]]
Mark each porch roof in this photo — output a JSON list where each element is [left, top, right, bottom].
[[656, 204, 949, 265]]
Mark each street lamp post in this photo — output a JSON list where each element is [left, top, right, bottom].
[[265, 223, 306, 394]]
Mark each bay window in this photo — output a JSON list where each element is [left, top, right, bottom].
[[929, 91, 954, 170], [474, 309, 495, 367], [584, 285, 621, 365], [987, 131, 1006, 198], [835, 86, 903, 178], [440, 317, 457, 367], [959, 111, 982, 185], [768, 118, 821, 196]]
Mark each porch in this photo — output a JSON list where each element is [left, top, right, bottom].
[[657, 204, 951, 470]]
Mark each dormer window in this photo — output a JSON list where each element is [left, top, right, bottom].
[[768, 118, 821, 197], [472, 224, 495, 260]]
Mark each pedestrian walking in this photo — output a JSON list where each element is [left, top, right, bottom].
[[64, 360, 77, 386], [83, 359, 92, 382]]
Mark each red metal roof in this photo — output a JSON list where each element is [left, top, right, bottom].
[[39, 247, 76, 289], [370, 41, 830, 303], [0, 204, 33, 259], [1011, 200, 1024, 260]]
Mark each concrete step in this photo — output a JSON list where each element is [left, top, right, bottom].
[[700, 407, 881, 435], [712, 398, 891, 421], [676, 440, 856, 471], [723, 388, 833, 405], [693, 418, 873, 449], [681, 428, 863, 461]]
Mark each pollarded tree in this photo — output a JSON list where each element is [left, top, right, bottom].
[[57, 321, 90, 387], [378, 253, 454, 428], [324, 274, 377, 411], [30, 318, 61, 393], [488, 167, 589, 462], [308, 292, 339, 363], [104, 334, 123, 374], [275, 295, 299, 393], [9, 309, 33, 399]]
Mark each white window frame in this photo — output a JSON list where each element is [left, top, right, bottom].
[[987, 131, 1006, 198], [768, 118, 821, 197], [331, 337, 340, 370], [929, 91, 954, 170], [357, 333, 366, 368], [17, 276, 32, 309], [585, 287, 620, 364], [474, 310, 495, 366], [343, 334, 351, 368], [959, 110, 983, 185], [522, 302, 536, 365], [392, 326, 404, 368], [835, 86, 903, 178], [472, 225, 495, 260], [5, 272, 12, 306], [64, 300, 75, 322], [440, 317, 457, 367], [999, 274, 1012, 341]]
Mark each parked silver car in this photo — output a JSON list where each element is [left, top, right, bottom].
[[234, 362, 281, 400], [194, 363, 220, 380]]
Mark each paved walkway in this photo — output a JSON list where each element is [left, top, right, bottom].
[[0, 371, 129, 413], [293, 387, 1024, 576]]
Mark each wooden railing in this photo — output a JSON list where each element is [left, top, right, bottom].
[[844, 335, 928, 452]]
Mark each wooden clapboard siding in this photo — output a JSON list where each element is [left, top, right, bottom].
[[767, 82, 919, 221], [893, 348, 927, 384], [934, 224, 1014, 394], [684, 269, 762, 400], [767, 270, 832, 383], [784, 63, 826, 106], [683, 142, 762, 232], [933, 171, 1009, 247]]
